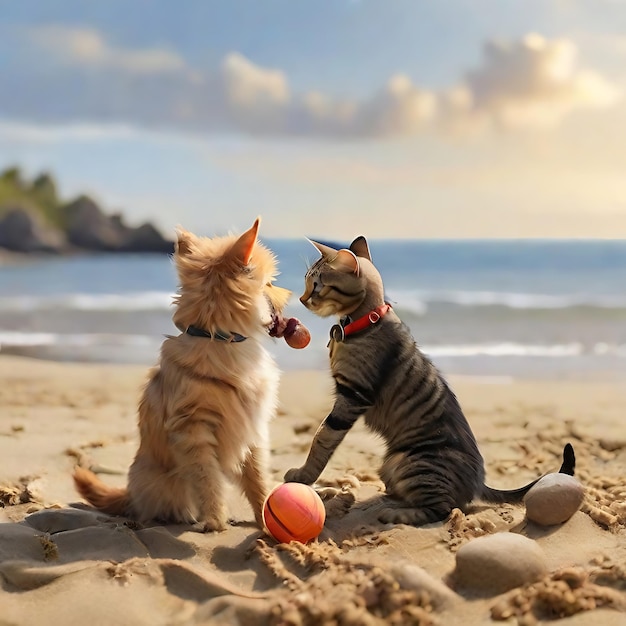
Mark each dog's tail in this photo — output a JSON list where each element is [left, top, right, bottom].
[[478, 443, 576, 504], [73, 466, 130, 516]]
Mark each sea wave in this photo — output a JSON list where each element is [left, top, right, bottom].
[[1, 331, 624, 359], [0, 292, 175, 312], [422, 342, 626, 358], [0, 331, 159, 348], [1, 287, 624, 316], [387, 289, 626, 317]]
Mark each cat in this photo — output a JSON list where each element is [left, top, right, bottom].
[[284, 236, 575, 526], [74, 217, 302, 531]]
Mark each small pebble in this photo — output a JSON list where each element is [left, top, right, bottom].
[[524, 473, 585, 526], [451, 532, 548, 596], [390, 562, 460, 608]]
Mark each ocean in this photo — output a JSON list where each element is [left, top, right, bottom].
[[1, 239, 625, 380]]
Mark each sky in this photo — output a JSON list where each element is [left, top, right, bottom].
[[1, 0, 625, 239]]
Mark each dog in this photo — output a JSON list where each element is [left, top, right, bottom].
[[74, 217, 305, 531]]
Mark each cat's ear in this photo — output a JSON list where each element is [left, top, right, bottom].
[[307, 239, 339, 259], [175, 227, 194, 256], [329, 249, 360, 275], [309, 239, 359, 275], [232, 217, 260, 265], [349, 236, 372, 261]]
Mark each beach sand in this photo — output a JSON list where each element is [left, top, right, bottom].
[[0, 355, 625, 625]]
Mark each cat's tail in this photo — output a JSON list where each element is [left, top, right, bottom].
[[478, 443, 576, 504], [73, 466, 130, 516]]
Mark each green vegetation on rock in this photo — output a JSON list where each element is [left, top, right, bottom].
[[0, 166, 173, 254], [0, 166, 65, 229]]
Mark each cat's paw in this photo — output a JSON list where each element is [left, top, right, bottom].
[[284, 467, 315, 484], [376, 506, 431, 526], [357, 496, 429, 526], [318, 487, 356, 519], [315, 486, 343, 500]]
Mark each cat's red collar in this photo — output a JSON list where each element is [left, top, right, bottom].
[[330, 303, 392, 343]]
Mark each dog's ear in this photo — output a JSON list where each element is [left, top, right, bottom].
[[232, 217, 260, 265], [175, 227, 194, 256]]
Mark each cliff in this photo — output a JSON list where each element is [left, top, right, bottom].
[[0, 167, 174, 254]]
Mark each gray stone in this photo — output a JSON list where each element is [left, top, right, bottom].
[[24, 507, 103, 533], [121, 222, 174, 253], [63, 195, 124, 251], [0, 206, 65, 252], [62, 196, 173, 253], [0, 523, 45, 562], [451, 532, 547, 596], [524, 473, 585, 526]]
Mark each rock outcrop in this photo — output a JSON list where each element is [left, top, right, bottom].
[[0, 205, 65, 253], [62, 197, 173, 254], [0, 167, 174, 255]]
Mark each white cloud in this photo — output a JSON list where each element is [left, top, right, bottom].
[[597, 33, 626, 55], [5, 26, 622, 139], [221, 53, 290, 108], [29, 25, 186, 75], [353, 74, 436, 136], [459, 33, 621, 129], [0, 119, 197, 146]]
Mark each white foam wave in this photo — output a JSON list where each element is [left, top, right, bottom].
[[0, 292, 175, 313], [0, 332, 158, 348], [1, 288, 623, 316], [1, 332, 624, 360], [385, 293, 428, 316], [387, 289, 626, 314], [422, 342, 626, 358]]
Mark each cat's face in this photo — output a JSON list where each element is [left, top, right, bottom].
[[300, 240, 368, 318], [172, 218, 291, 336]]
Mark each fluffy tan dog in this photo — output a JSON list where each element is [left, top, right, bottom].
[[74, 217, 307, 531]]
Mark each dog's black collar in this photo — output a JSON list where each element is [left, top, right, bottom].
[[185, 325, 247, 343]]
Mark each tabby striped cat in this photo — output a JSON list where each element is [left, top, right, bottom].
[[284, 236, 575, 525]]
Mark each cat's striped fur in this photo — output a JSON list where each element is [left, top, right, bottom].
[[284, 236, 575, 525]]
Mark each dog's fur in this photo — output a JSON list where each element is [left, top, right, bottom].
[[73, 218, 291, 531]]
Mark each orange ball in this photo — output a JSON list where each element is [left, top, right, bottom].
[[263, 483, 326, 544]]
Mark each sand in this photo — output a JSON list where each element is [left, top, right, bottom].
[[0, 354, 625, 625]]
